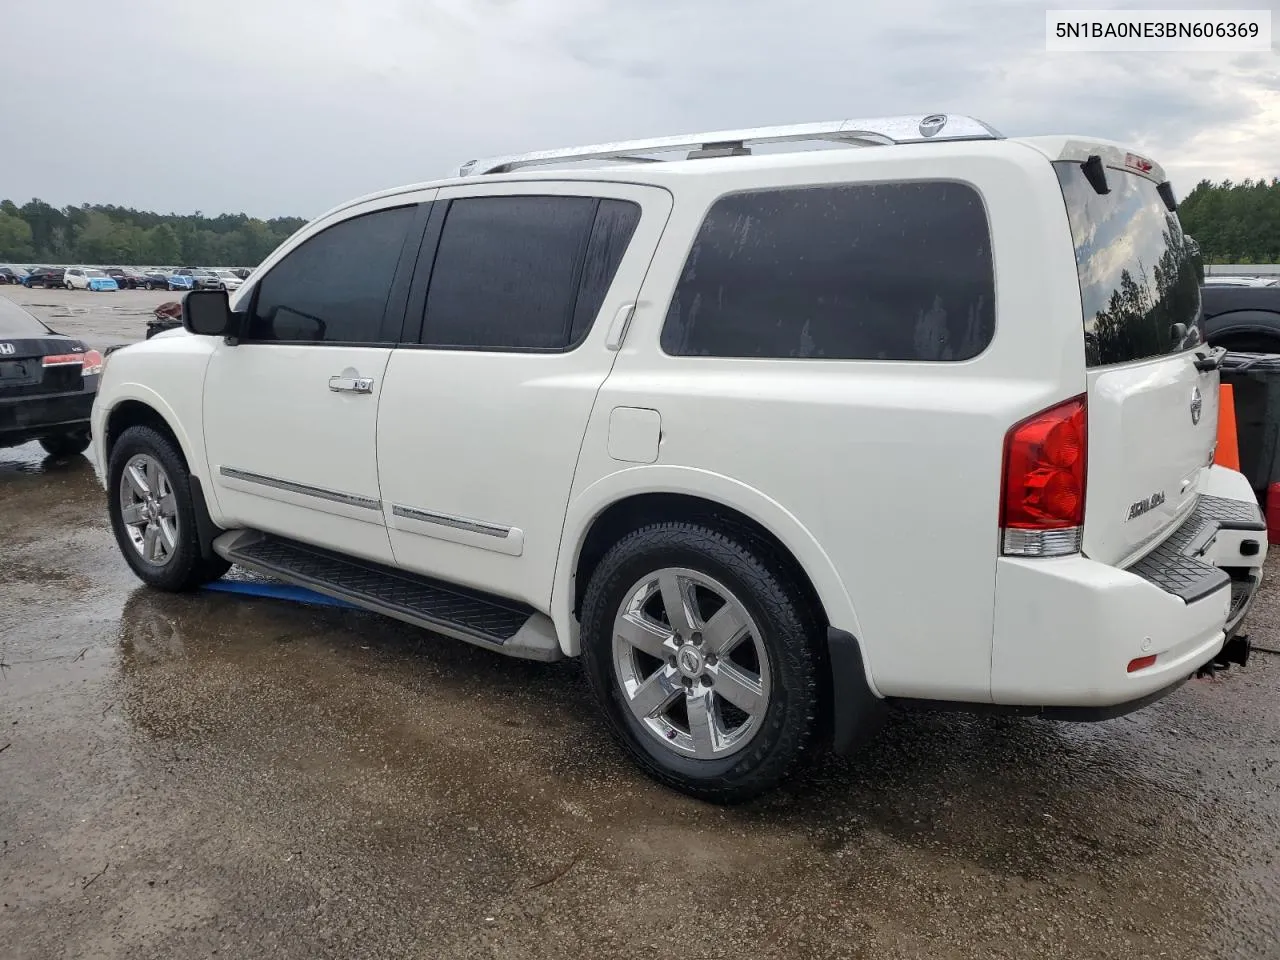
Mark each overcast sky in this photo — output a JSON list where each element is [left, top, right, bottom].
[[1, 0, 1276, 219]]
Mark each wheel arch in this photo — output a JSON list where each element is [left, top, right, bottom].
[[552, 467, 865, 669], [103, 394, 193, 471]]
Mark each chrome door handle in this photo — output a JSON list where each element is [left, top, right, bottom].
[[329, 375, 374, 394]]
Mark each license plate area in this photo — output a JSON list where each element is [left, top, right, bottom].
[[0, 359, 39, 386]]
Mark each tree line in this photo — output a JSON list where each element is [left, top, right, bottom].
[[0, 176, 1275, 268], [0, 199, 308, 268], [1173, 178, 1280, 264]]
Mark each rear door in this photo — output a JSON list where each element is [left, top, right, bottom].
[[1054, 158, 1218, 565], [375, 182, 671, 606]]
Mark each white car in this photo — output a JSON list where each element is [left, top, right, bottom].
[[89, 114, 1267, 802], [64, 267, 119, 292], [212, 269, 244, 292]]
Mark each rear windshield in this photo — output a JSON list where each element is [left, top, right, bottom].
[[0, 300, 51, 337], [1055, 161, 1202, 367]]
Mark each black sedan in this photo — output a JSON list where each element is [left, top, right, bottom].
[[23, 267, 66, 289], [0, 266, 28, 285], [0, 297, 101, 457]]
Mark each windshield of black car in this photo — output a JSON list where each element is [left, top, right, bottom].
[[0, 301, 52, 336], [1054, 160, 1202, 367]]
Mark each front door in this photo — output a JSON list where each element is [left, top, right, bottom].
[[375, 182, 671, 606], [202, 198, 429, 564]]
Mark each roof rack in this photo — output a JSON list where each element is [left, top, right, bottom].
[[457, 114, 1003, 177]]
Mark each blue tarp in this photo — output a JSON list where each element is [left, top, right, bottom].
[[201, 579, 360, 610]]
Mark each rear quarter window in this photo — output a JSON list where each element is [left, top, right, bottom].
[[660, 181, 995, 361]]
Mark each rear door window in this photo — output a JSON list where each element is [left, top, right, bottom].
[[420, 196, 640, 351], [1054, 161, 1202, 367], [660, 182, 995, 361]]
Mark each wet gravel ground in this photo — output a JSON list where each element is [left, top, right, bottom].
[[3, 448, 1280, 958]]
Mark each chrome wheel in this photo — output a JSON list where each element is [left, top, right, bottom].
[[612, 568, 771, 760], [118, 454, 179, 566]]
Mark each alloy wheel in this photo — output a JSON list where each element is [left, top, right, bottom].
[[612, 568, 771, 760], [118, 454, 179, 566]]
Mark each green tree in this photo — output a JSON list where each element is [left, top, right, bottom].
[[141, 223, 181, 265], [0, 210, 35, 260], [1180, 177, 1280, 263]]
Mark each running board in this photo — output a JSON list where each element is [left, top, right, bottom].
[[212, 531, 562, 661]]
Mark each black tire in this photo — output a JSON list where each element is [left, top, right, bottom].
[[107, 425, 230, 591], [580, 521, 826, 804], [38, 430, 91, 458], [144, 281, 154, 291]]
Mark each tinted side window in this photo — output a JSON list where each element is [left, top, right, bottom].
[[421, 196, 639, 351], [571, 200, 641, 343], [246, 205, 415, 344], [661, 183, 995, 361]]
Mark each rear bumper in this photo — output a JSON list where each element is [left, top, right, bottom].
[[0, 387, 95, 447], [988, 465, 1266, 712]]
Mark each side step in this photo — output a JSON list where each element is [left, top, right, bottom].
[[212, 531, 562, 662]]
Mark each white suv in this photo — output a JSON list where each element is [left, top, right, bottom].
[[90, 115, 1267, 802]]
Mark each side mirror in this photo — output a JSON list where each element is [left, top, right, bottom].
[[182, 289, 236, 338]]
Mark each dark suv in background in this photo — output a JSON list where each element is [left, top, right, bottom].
[[22, 267, 66, 289]]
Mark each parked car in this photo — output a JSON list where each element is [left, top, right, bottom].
[[1204, 276, 1277, 288], [136, 270, 170, 290], [104, 268, 151, 290], [23, 267, 65, 289], [64, 267, 119, 292], [90, 115, 1267, 802], [0, 295, 102, 456], [0, 266, 29, 285], [211, 269, 243, 292], [166, 273, 195, 291], [170, 268, 220, 290], [1202, 284, 1280, 352]]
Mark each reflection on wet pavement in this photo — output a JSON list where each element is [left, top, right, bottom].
[[2, 440, 1280, 959]]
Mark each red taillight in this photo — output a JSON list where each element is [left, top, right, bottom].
[[42, 353, 84, 368], [1000, 396, 1087, 557], [41, 349, 102, 376], [1127, 654, 1157, 673]]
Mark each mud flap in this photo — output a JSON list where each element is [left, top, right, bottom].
[[827, 628, 887, 755]]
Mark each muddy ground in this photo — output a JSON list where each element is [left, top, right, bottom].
[[3, 286, 1280, 958]]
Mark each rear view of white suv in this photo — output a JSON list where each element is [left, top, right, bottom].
[[90, 114, 1266, 802]]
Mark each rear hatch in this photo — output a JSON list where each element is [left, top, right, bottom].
[[0, 298, 89, 399], [1054, 157, 1218, 566]]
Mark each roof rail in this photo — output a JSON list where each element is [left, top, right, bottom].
[[457, 114, 1003, 177]]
